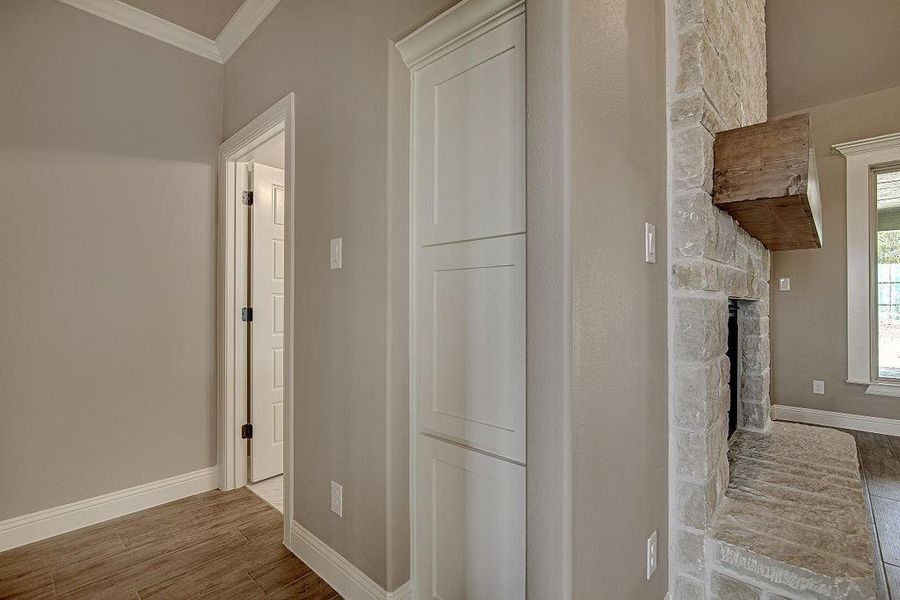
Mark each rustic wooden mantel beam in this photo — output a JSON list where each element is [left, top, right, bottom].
[[713, 113, 823, 251]]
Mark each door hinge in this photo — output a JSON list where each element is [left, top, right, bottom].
[[241, 423, 253, 439], [242, 191, 254, 206], [241, 307, 253, 322]]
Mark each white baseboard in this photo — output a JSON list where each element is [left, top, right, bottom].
[[387, 581, 412, 600], [773, 404, 900, 437], [0, 466, 218, 552], [289, 519, 410, 600]]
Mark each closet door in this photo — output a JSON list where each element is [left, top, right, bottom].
[[402, 2, 525, 598], [416, 235, 525, 462], [412, 14, 525, 247], [417, 436, 525, 600]]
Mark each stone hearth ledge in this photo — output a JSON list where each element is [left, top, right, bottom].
[[705, 422, 876, 600]]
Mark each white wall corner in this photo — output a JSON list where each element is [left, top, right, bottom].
[[0, 466, 218, 552]]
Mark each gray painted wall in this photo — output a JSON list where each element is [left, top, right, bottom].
[[568, 0, 668, 597], [766, 0, 900, 116], [771, 85, 900, 419], [222, 0, 456, 590], [0, 0, 223, 520], [526, 0, 669, 597], [0, 1, 670, 595], [526, 0, 573, 596]]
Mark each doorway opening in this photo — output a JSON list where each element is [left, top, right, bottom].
[[217, 94, 295, 543], [243, 132, 286, 510]]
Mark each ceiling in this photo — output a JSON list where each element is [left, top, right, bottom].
[[119, 0, 245, 39], [766, 0, 900, 116]]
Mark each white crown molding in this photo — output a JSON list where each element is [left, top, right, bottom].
[[289, 519, 411, 600], [57, 0, 222, 62], [396, 0, 524, 70], [834, 131, 900, 157], [0, 466, 218, 552], [215, 0, 281, 63], [772, 404, 900, 437], [55, 0, 282, 64]]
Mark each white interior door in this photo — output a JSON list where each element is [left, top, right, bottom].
[[250, 162, 285, 482], [406, 4, 526, 598]]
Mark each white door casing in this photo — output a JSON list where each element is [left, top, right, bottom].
[[399, 1, 526, 598], [250, 163, 285, 482]]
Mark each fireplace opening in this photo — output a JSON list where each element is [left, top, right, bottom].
[[727, 299, 739, 438]]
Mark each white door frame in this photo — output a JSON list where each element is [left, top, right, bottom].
[[217, 93, 295, 543]]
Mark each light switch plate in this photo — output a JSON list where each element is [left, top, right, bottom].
[[331, 481, 343, 516], [646, 530, 658, 580], [813, 380, 825, 395], [330, 237, 342, 270], [779, 277, 791, 291], [644, 223, 656, 264]]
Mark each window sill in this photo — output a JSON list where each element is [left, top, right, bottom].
[[865, 383, 900, 398]]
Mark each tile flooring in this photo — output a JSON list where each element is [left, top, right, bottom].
[[247, 475, 284, 514]]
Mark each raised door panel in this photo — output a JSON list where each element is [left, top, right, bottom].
[[417, 435, 525, 600], [417, 234, 525, 463], [413, 14, 525, 246], [250, 164, 285, 482]]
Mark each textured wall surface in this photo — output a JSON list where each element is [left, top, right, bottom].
[[667, 0, 770, 596], [770, 85, 900, 420], [0, 0, 222, 521], [567, 0, 670, 597], [223, 0, 456, 590]]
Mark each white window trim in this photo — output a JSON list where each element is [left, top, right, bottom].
[[835, 132, 900, 396]]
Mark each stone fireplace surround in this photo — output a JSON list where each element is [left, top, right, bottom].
[[667, 0, 772, 596], [667, 2, 875, 599]]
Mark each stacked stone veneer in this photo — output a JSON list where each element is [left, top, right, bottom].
[[667, 0, 772, 598]]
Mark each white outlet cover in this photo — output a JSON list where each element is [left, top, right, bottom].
[[330, 237, 342, 270], [779, 277, 791, 291], [646, 530, 658, 580], [813, 380, 825, 395], [331, 481, 343, 517]]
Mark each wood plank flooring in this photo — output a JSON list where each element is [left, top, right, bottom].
[[852, 430, 900, 600], [0, 487, 340, 599]]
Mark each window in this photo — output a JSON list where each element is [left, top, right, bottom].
[[835, 133, 900, 396], [875, 168, 900, 380]]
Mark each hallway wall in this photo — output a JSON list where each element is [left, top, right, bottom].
[[222, 0, 456, 590], [0, 0, 223, 520], [567, 0, 669, 597], [518, 0, 670, 596]]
